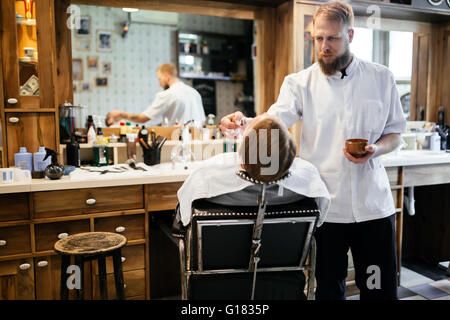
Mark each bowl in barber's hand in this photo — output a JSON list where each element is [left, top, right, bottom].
[[345, 139, 368, 158]]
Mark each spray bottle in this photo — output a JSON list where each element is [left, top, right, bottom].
[[43, 148, 64, 180]]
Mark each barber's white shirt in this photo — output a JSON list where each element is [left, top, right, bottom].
[[267, 55, 407, 224], [143, 81, 206, 126], [177, 152, 331, 227]]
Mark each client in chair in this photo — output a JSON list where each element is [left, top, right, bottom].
[[174, 114, 330, 300], [176, 113, 330, 227]]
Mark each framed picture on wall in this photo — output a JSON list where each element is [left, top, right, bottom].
[[75, 16, 91, 37], [96, 77, 108, 87], [87, 56, 98, 70], [81, 83, 91, 92], [72, 58, 83, 81], [103, 62, 111, 73], [75, 39, 90, 51], [96, 30, 112, 52]]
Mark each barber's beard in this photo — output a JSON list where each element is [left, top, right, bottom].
[[318, 47, 351, 76]]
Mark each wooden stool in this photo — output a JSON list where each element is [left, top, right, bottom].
[[54, 232, 127, 300]]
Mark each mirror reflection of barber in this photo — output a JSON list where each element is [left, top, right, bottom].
[[220, 1, 406, 300], [106, 63, 206, 126]]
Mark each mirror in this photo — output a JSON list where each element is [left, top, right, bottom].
[[70, 5, 256, 131]]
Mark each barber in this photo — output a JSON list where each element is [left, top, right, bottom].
[[106, 63, 206, 126], [220, 1, 406, 300]]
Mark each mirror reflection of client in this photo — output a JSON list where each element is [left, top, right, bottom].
[[175, 114, 331, 298]]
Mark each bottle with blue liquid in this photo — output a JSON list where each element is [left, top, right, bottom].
[[14, 147, 32, 172]]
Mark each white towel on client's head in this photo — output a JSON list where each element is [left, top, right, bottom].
[[177, 152, 331, 227]]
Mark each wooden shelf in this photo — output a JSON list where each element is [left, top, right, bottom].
[[16, 18, 36, 26]]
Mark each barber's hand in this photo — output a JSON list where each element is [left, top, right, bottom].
[[343, 144, 378, 164], [220, 111, 246, 138], [106, 110, 122, 126]]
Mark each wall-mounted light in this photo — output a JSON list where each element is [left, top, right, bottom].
[[122, 12, 131, 38], [122, 8, 139, 13]]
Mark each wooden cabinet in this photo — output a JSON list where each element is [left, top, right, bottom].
[[91, 244, 146, 299], [0, 0, 56, 109], [0, 0, 60, 167], [0, 258, 34, 300], [34, 220, 91, 252], [0, 224, 31, 256], [0, 192, 29, 222], [33, 185, 144, 219], [34, 254, 92, 300], [147, 182, 184, 212], [0, 184, 152, 300], [94, 215, 145, 241], [5, 112, 56, 167]]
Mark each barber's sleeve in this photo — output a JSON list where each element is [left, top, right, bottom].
[[382, 75, 407, 136], [142, 93, 169, 125], [267, 76, 302, 129]]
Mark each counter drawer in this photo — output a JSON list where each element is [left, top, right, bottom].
[[92, 244, 145, 275], [0, 225, 31, 256], [33, 185, 144, 219], [94, 214, 145, 241], [0, 193, 29, 222], [147, 182, 183, 212], [35, 220, 90, 252], [92, 269, 145, 299]]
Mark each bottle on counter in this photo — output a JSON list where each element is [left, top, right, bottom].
[[43, 148, 64, 180], [126, 133, 137, 160], [86, 115, 94, 129], [202, 125, 210, 141], [87, 124, 96, 144], [138, 125, 149, 144], [32, 146, 51, 178], [430, 131, 441, 152], [119, 122, 127, 142], [66, 135, 81, 167], [126, 122, 132, 134], [133, 124, 140, 135], [14, 147, 32, 172]]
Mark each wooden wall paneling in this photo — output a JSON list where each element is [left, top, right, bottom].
[[0, 0, 21, 108], [254, 7, 276, 114], [54, 0, 73, 107], [410, 33, 430, 121], [35, 0, 57, 109], [274, 1, 294, 95], [0, 30, 6, 168], [71, 0, 258, 20], [5, 112, 56, 166], [441, 27, 450, 125]]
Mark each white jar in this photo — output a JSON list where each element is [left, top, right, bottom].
[[430, 132, 441, 151]]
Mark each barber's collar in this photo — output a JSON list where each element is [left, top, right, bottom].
[[326, 54, 357, 80]]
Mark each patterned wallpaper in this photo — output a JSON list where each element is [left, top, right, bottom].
[[71, 5, 251, 125]]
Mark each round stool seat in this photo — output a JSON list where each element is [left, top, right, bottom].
[[54, 232, 127, 256]]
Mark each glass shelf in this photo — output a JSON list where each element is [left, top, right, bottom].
[[16, 0, 39, 97]]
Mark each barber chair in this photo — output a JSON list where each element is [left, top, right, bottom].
[[166, 171, 320, 300]]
